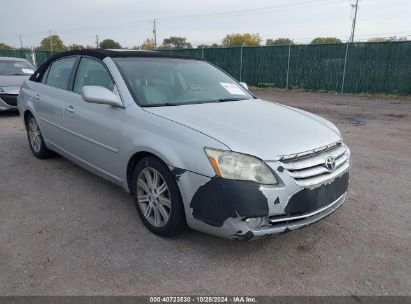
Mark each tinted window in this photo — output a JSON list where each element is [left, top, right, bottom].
[[46, 57, 77, 90], [73, 57, 114, 94], [0, 59, 35, 76]]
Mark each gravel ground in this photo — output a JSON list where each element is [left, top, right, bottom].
[[0, 89, 410, 296]]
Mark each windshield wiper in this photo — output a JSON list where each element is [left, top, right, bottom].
[[142, 102, 179, 107], [206, 98, 250, 103], [142, 98, 250, 107]]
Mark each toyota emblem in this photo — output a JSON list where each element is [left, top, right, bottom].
[[325, 156, 336, 171]]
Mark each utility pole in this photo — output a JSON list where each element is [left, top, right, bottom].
[[341, 0, 359, 94], [19, 34, 23, 49], [49, 30, 53, 53], [153, 19, 157, 49], [96, 35, 99, 48], [350, 0, 359, 42]]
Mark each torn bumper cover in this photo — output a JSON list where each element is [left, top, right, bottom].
[[175, 167, 349, 240]]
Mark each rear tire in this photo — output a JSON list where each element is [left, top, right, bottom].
[[26, 114, 54, 159], [132, 156, 186, 237]]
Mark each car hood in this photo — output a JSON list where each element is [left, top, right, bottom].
[[0, 75, 29, 93], [144, 99, 341, 160]]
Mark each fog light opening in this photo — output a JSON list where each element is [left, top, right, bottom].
[[245, 217, 266, 229]]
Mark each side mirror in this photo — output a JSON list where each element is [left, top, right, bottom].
[[239, 82, 248, 90], [82, 85, 123, 107]]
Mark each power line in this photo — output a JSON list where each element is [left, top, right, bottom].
[[159, 0, 345, 23], [2, 0, 344, 40]]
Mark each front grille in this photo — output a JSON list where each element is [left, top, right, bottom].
[[281, 142, 349, 187], [0, 94, 18, 107]]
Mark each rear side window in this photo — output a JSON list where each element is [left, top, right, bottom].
[[46, 57, 77, 90], [73, 57, 114, 94]]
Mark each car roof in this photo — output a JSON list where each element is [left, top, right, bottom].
[[44, 49, 198, 61], [29, 49, 201, 83]]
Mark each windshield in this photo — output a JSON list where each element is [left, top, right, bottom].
[[0, 59, 36, 76], [114, 57, 254, 106]]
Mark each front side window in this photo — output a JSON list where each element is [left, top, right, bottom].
[[0, 59, 35, 76], [46, 57, 77, 90], [114, 57, 253, 106], [73, 57, 114, 94]]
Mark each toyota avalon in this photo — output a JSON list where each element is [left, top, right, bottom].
[[18, 49, 350, 240]]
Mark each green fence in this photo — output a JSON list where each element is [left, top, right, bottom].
[[0, 49, 57, 66], [167, 41, 411, 96], [1, 41, 410, 95]]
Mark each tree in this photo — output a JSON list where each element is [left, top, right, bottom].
[[160, 36, 192, 49], [197, 43, 220, 48], [368, 37, 389, 42], [99, 39, 121, 49], [140, 38, 156, 50], [266, 38, 295, 46], [368, 36, 407, 42], [222, 33, 261, 47], [39, 35, 66, 51], [68, 43, 85, 50], [310, 37, 342, 44], [0, 43, 12, 49]]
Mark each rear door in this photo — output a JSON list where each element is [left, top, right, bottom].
[[34, 56, 79, 148], [60, 56, 125, 183]]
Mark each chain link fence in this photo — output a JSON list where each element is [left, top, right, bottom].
[[1, 41, 410, 95]]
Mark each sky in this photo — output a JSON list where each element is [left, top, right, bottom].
[[1, 0, 410, 48]]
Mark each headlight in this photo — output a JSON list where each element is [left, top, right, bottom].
[[205, 148, 277, 184]]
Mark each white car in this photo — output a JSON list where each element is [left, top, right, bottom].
[[0, 57, 35, 111], [18, 49, 350, 240]]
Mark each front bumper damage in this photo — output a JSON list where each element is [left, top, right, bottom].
[[171, 142, 350, 240]]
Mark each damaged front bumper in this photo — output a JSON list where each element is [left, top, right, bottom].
[[173, 142, 350, 240], [175, 169, 349, 240]]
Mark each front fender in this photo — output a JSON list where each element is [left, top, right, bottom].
[[120, 105, 228, 190]]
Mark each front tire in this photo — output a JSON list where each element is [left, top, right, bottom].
[[132, 156, 186, 237], [26, 115, 54, 159]]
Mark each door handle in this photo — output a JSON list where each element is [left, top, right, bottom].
[[34, 94, 40, 101], [65, 105, 75, 113]]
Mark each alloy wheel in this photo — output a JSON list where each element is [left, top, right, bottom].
[[28, 118, 41, 153], [136, 167, 172, 227]]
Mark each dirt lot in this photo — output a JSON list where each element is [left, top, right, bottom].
[[0, 90, 410, 296]]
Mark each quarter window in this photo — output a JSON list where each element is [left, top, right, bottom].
[[45, 57, 77, 90], [73, 58, 114, 94]]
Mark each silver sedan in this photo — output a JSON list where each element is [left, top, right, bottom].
[[0, 57, 35, 111], [18, 49, 350, 240]]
